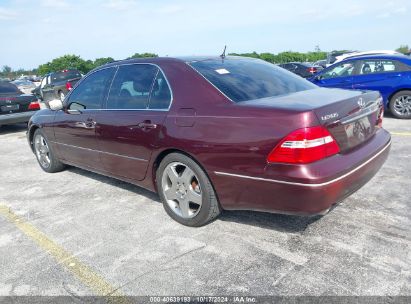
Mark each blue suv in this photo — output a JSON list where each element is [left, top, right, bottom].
[[309, 54, 411, 118]]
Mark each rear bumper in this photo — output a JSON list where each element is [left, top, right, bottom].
[[212, 129, 391, 215], [0, 111, 35, 125]]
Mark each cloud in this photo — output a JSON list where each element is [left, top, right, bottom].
[[41, 0, 69, 9], [0, 7, 17, 20], [157, 4, 184, 14], [103, 0, 138, 11], [394, 6, 407, 14], [377, 5, 407, 18]]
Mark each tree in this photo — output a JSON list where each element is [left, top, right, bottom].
[[93, 57, 115, 68], [127, 53, 158, 59], [2, 65, 12, 74], [229, 51, 327, 64], [396, 45, 410, 55], [37, 54, 90, 75]]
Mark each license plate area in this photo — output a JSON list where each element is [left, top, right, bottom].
[[344, 115, 374, 148], [1, 104, 19, 112]]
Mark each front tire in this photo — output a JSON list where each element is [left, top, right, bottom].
[[33, 129, 65, 173], [156, 153, 221, 227], [389, 91, 411, 119]]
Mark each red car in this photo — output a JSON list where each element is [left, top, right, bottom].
[[27, 56, 391, 226]]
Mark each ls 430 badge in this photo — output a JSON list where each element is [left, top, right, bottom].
[[321, 113, 339, 121]]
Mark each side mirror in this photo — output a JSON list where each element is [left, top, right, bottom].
[[49, 99, 63, 111]]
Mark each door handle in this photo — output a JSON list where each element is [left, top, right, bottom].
[[130, 120, 157, 130], [77, 119, 96, 129]]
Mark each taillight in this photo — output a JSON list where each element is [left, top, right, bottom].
[[66, 81, 72, 91], [267, 126, 340, 164], [28, 101, 40, 110], [307, 67, 317, 74]]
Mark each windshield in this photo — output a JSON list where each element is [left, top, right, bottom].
[[0, 82, 21, 94], [52, 70, 82, 82], [189, 57, 316, 102]]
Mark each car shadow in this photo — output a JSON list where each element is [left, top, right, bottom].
[[67, 166, 322, 232], [219, 210, 322, 233], [0, 124, 28, 135], [66, 166, 161, 202]]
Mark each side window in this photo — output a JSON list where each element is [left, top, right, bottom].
[[107, 64, 158, 109], [359, 60, 398, 75], [67, 68, 115, 110], [322, 61, 355, 79], [148, 71, 172, 109]]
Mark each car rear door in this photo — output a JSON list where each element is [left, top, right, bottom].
[[52, 67, 116, 169], [352, 59, 404, 97], [96, 63, 172, 181], [313, 60, 358, 89]]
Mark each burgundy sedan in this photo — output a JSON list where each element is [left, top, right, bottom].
[[27, 56, 391, 226]]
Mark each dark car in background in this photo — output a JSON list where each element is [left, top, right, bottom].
[[27, 56, 390, 226], [279, 62, 323, 78], [36, 69, 82, 102], [0, 81, 40, 126], [309, 54, 411, 119]]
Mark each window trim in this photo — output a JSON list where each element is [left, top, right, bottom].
[[104, 62, 173, 112]]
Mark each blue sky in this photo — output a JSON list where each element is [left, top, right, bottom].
[[0, 0, 410, 70]]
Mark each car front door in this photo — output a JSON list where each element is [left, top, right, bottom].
[[52, 67, 116, 169], [352, 59, 404, 99], [96, 64, 172, 181], [312, 60, 358, 89]]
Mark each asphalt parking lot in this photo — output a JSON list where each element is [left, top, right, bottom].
[[0, 116, 410, 298]]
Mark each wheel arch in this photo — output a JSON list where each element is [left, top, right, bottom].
[[28, 124, 40, 152], [151, 148, 222, 208]]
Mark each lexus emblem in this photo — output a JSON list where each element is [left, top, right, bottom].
[[357, 98, 366, 109]]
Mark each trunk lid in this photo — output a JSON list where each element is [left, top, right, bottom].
[[0, 93, 37, 115], [311, 90, 382, 153], [238, 87, 383, 152]]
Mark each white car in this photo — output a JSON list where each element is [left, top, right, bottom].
[[327, 50, 400, 66], [10, 79, 36, 95]]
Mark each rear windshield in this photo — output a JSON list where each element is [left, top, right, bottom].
[[52, 70, 81, 82], [0, 82, 21, 94], [189, 58, 316, 102]]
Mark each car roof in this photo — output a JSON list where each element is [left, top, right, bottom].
[[342, 54, 411, 62], [96, 56, 264, 72], [104, 55, 261, 66]]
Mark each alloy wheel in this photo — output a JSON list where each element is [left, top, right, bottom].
[[393, 95, 411, 116], [161, 162, 202, 219], [34, 134, 51, 168]]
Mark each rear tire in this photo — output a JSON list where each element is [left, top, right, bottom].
[[59, 91, 65, 101], [389, 90, 411, 119], [156, 153, 221, 227], [33, 129, 65, 173]]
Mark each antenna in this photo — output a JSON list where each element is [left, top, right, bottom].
[[220, 45, 227, 59]]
